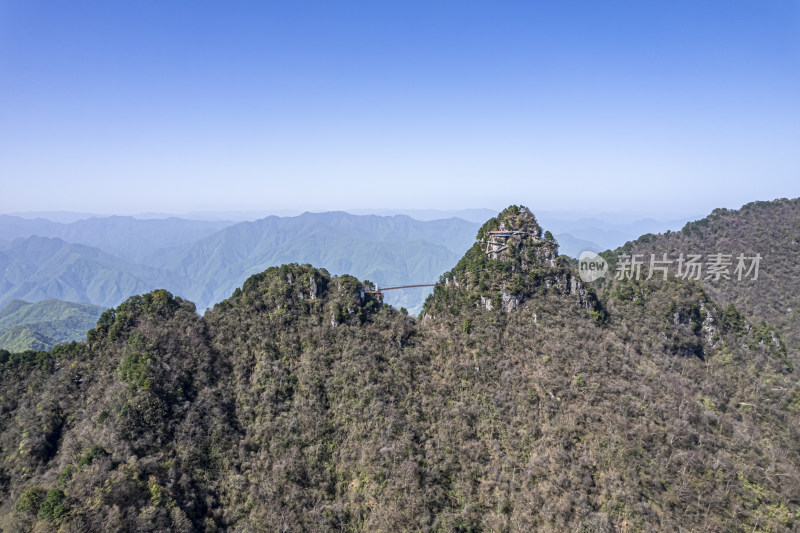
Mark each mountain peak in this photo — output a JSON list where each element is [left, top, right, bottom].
[[474, 205, 556, 266], [476, 204, 543, 241], [423, 206, 599, 317], [209, 263, 386, 328]]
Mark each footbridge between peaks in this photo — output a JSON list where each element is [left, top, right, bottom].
[[364, 283, 440, 294]]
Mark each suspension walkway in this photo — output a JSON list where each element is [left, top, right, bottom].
[[364, 283, 439, 294]]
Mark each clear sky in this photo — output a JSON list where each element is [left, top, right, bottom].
[[1, 1, 798, 217]]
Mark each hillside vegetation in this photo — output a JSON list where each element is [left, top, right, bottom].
[[0, 299, 106, 352], [608, 198, 800, 352], [0, 206, 797, 532]]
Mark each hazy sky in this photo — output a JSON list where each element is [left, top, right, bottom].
[[1, 1, 798, 217]]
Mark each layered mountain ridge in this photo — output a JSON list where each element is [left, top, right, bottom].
[[0, 299, 106, 352], [609, 197, 800, 352], [0, 206, 797, 532], [0, 212, 481, 314]]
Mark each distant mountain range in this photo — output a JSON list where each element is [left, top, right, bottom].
[[0, 299, 105, 352], [151, 212, 482, 312], [0, 236, 188, 309], [0, 215, 232, 263], [0, 212, 480, 314], [0, 209, 693, 317]]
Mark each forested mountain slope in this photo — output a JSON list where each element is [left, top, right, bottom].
[[608, 198, 800, 352], [0, 299, 106, 352], [0, 207, 797, 532]]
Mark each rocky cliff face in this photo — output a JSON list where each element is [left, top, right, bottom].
[[423, 205, 602, 320]]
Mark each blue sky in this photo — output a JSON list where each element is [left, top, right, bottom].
[[1, 1, 798, 217]]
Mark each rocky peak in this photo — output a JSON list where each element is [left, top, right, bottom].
[[477, 204, 542, 238], [423, 205, 601, 319], [209, 263, 383, 328], [476, 205, 557, 266]]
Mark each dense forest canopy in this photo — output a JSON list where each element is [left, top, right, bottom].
[[0, 205, 797, 532]]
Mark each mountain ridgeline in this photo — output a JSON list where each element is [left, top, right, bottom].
[[1, 206, 798, 532], [0, 212, 481, 314], [606, 198, 800, 353], [0, 209, 691, 316], [0, 299, 106, 352]]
